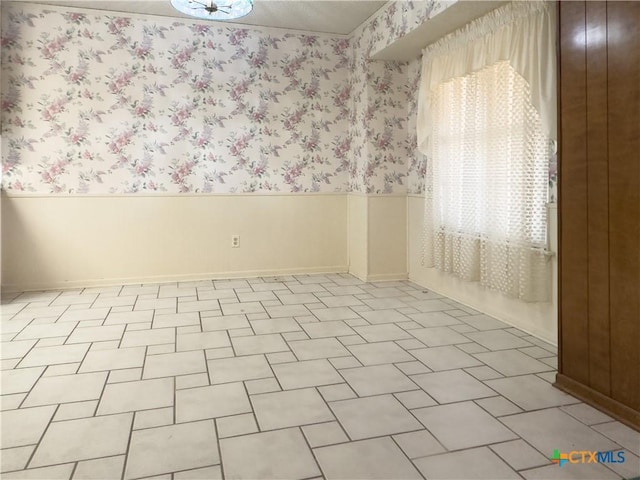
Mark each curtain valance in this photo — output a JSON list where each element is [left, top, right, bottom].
[[416, 1, 556, 155]]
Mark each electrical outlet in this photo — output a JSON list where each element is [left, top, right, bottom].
[[231, 235, 240, 248]]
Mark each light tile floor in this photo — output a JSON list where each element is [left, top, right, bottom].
[[1, 274, 639, 480]]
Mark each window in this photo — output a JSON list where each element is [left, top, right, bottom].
[[416, 2, 556, 302], [423, 61, 550, 301]]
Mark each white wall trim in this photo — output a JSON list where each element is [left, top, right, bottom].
[[1, 191, 349, 199], [366, 272, 409, 282], [409, 269, 557, 345], [347, 192, 409, 198], [1, 192, 420, 199], [3, 265, 350, 293]]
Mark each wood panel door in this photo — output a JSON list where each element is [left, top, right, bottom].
[[557, 0, 640, 430]]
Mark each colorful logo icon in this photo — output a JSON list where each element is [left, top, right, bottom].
[[550, 449, 568, 467], [550, 449, 625, 467]]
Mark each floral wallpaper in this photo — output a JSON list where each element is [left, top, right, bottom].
[[348, 8, 417, 195], [6, 1, 534, 197], [367, 0, 456, 57], [1, 4, 353, 194], [406, 58, 427, 195], [361, 59, 410, 195], [345, 0, 458, 195]]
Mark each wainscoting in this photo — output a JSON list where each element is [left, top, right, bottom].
[[1, 194, 348, 291], [347, 194, 407, 283], [1, 193, 411, 292]]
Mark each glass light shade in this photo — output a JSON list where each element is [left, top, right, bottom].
[[171, 0, 253, 20]]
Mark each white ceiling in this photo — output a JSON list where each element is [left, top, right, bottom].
[[9, 0, 388, 35]]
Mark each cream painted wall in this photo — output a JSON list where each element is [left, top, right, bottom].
[[367, 195, 407, 280], [407, 194, 558, 345], [348, 194, 408, 282], [1, 194, 348, 291], [0, 192, 3, 289], [347, 194, 368, 280], [2, 192, 411, 291]]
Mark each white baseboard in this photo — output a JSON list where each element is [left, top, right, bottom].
[[408, 272, 557, 346], [2, 265, 350, 293], [366, 272, 409, 282]]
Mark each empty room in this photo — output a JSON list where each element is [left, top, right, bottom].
[[1, 0, 638, 479]]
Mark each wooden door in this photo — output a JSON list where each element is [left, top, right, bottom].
[[557, 0, 640, 430]]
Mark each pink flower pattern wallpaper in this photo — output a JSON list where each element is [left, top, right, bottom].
[[1, 1, 452, 195], [366, 0, 452, 57], [406, 58, 427, 195], [1, 1, 556, 198], [1, 5, 357, 194]]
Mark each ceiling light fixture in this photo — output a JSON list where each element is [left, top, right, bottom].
[[170, 0, 254, 21]]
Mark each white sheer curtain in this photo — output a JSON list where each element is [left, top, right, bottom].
[[417, 1, 556, 302]]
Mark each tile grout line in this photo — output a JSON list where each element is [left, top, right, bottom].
[[120, 414, 136, 480], [23, 403, 61, 470], [2, 275, 631, 480]]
